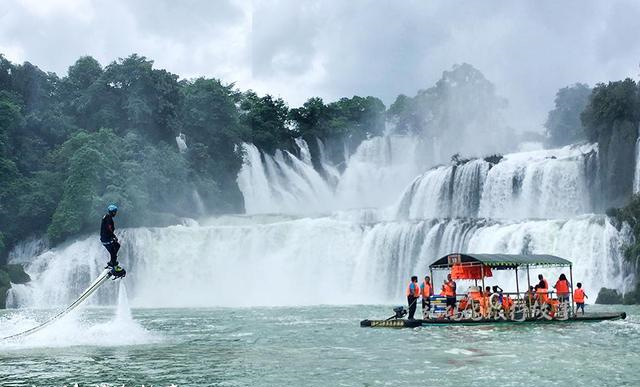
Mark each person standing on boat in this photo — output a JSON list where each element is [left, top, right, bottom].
[[421, 276, 433, 317], [537, 274, 549, 290], [444, 274, 457, 316], [406, 276, 421, 320], [554, 274, 571, 303], [573, 282, 588, 315]]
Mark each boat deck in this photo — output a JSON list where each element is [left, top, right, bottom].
[[360, 312, 627, 328]]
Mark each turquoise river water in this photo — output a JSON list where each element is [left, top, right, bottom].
[[0, 304, 639, 386]]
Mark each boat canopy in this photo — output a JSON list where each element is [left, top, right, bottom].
[[429, 253, 572, 270]]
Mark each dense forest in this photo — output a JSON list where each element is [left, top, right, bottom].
[[0, 55, 516, 263], [1, 53, 640, 302], [0, 54, 390, 261]]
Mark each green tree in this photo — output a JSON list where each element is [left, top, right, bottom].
[[180, 77, 244, 211], [581, 79, 640, 208], [386, 63, 509, 157], [544, 83, 591, 147], [81, 54, 181, 142], [581, 79, 640, 142], [240, 91, 292, 155]]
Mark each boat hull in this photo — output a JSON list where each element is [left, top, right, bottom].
[[360, 312, 627, 328]]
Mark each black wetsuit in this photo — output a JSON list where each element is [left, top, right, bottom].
[[101, 213, 119, 266]]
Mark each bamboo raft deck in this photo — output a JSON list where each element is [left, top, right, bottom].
[[360, 312, 627, 328]]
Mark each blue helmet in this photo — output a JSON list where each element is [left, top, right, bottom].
[[107, 204, 118, 214]]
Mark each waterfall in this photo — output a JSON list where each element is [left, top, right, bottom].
[[395, 144, 595, 220], [8, 135, 635, 310], [238, 136, 425, 214], [9, 214, 633, 308], [634, 124, 640, 193]]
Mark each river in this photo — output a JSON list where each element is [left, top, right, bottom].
[[1, 300, 637, 386]]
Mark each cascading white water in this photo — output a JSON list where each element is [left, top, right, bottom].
[[634, 124, 640, 193], [237, 143, 335, 214], [396, 144, 595, 220], [9, 213, 633, 308], [238, 136, 426, 214], [8, 135, 634, 310]]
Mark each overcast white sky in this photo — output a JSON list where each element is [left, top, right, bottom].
[[1, 0, 639, 132]]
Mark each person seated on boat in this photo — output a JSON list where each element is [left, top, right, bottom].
[[526, 286, 535, 305], [479, 289, 490, 318], [484, 286, 492, 298], [443, 274, 457, 317], [546, 298, 560, 317], [421, 276, 433, 317], [468, 286, 482, 302], [458, 294, 470, 311], [535, 284, 549, 304], [553, 273, 571, 303], [406, 276, 421, 320], [502, 294, 514, 314], [573, 282, 588, 315], [492, 285, 504, 304]]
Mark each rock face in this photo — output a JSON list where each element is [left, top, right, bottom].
[[596, 121, 638, 210], [595, 287, 623, 304], [0, 264, 30, 309]]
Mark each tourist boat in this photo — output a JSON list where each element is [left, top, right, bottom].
[[360, 253, 627, 328]]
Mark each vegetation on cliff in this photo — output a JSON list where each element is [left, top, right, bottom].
[[1, 54, 509, 262], [0, 264, 30, 308]]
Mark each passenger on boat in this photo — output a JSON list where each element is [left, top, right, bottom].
[[535, 284, 549, 303], [492, 285, 504, 304], [526, 286, 535, 306], [458, 294, 469, 311], [574, 282, 588, 315], [421, 276, 433, 315], [479, 289, 490, 318], [406, 276, 421, 320], [502, 294, 514, 315], [484, 286, 492, 298], [537, 274, 549, 292], [554, 274, 571, 303], [444, 274, 457, 316]]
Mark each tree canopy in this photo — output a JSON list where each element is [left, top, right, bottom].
[[545, 83, 591, 147]]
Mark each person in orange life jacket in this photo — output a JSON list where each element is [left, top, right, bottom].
[[406, 276, 420, 320], [444, 273, 457, 315], [420, 276, 433, 313], [535, 284, 549, 303], [573, 282, 588, 315], [554, 273, 571, 303], [537, 274, 549, 291]]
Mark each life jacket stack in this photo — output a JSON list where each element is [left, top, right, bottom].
[[430, 295, 448, 316]]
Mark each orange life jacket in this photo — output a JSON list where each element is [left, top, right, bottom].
[[443, 281, 456, 297], [555, 279, 569, 294], [458, 298, 469, 310], [574, 288, 585, 303], [406, 282, 420, 297], [469, 291, 482, 301], [536, 287, 549, 302], [502, 295, 513, 310], [421, 281, 432, 298]]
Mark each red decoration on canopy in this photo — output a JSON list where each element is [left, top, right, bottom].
[[450, 263, 493, 280]]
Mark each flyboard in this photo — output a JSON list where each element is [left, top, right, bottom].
[[1, 266, 126, 341]]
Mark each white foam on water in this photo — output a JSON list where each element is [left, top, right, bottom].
[[1, 282, 158, 349]]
